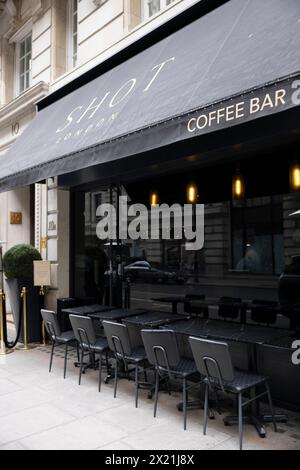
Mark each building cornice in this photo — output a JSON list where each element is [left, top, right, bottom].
[[0, 81, 49, 126], [9, 17, 32, 43], [1, 0, 50, 40], [29, 0, 50, 22]]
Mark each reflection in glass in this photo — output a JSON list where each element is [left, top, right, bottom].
[[72, 183, 287, 324], [147, 0, 161, 17], [232, 196, 284, 274]]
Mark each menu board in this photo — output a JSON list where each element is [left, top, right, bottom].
[[34, 261, 51, 287]]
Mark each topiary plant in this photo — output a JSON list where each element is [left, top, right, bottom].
[[3, 244, 42, 280]]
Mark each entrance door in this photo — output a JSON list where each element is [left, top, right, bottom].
[[72, 185, 123, 306]]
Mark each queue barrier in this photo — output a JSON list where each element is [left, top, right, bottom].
[[0, 286, 43, 353]]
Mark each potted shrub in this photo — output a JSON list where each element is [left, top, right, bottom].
[[3, 244, 42, 343]]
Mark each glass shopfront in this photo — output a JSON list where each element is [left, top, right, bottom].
[[71, 150, 300, 328]]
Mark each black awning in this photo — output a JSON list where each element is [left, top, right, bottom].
[[0, 0, 300, 192]]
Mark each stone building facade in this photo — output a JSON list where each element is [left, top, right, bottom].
[[0, 0, 299, 309]]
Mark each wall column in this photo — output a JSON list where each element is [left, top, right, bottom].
[[124, 0, 142, 32], [44, 177, 70, 311]]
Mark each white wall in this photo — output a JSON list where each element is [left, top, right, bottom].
[[0, 187, 31, 251], [77, 0, 124, 63], [31, 6, 52, 85]]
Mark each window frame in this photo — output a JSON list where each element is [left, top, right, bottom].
[[141, 0, 176, 21], [66, 0, 78, 70], [15, 31, 32, 96]]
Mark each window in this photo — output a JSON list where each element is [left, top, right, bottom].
[[142, 0, 176, 20], [17, 34, 32, 94], [67, 0, 78, 69], [231, 196, 285, 275]]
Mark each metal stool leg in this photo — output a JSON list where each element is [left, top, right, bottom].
[[63, 344, 68, 379], [154, 370, 159, 418], [135, 364, 139, 408], [105, 351, 109, 371], [143, 362, 148, 382], [79, 348, 84, 386], [203, 382, 209, 435], [183, 377, 187, 430], [99, 352, 102, 392], [238, 392, 243, 451], [266, 381, 277, 432], [49, 342, 55, 373], [114, 358, 119, 398]]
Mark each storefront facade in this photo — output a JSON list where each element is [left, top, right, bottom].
[[1, 0, 300, 310], [1, 0, 300, 408]]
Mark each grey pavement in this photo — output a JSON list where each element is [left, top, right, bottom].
[[0, 343, 299, 451]]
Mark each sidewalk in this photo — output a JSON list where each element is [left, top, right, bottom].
[[0, 342, 300, 450]]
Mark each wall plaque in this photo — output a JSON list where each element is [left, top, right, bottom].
[[10, 212, 22, 225]]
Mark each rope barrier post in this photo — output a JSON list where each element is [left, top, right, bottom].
[[0, 289, 13, 356], [40, 286, 46, 346], [18, 287, 34, 351], [21, 287, 28, 350]]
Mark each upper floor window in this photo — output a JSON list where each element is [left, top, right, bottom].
[[17, 34, 32, 94], [67, 0, 78, 69], [142, 0, 176, 20]]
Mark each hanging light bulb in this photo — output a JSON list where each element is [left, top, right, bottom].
[[290, 164, 300, 192], [150, 191, 159, 206], [232, 170, 245, 200], [187, 183, 198, 204]]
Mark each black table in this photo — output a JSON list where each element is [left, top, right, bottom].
[[62, 304, 116, 317], [183, 298, 280, 324], [152, 296, 281, 322], [153, 296, 243, 317], [123, 311, 188, 328], [88, 308, 149, 322], [152, 296, 187, 314], [162, 318, 288, 437], [264, 333, 297, 350]]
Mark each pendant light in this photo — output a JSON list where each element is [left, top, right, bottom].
[[290, 163, 300, 192], [232, 170, 245, 200], [150, 191, 159, 206], [187, 183, 198, 204]]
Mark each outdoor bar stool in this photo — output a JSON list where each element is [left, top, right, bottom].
[[41, 309, 78, 379], [188, 336, 277, 450], [69, 315, 109, 392], [102, 320, 149, 408], [250, 300, 278, 326], [218, 296, 242, 321], [141, 329, 198, 430]]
